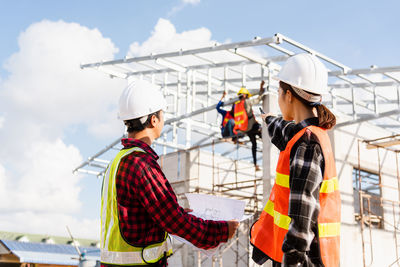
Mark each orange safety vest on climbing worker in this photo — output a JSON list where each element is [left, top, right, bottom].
[[222, 112, 237, 135], [222, 112, 234, 127], [250, 125, 341, 267], [233, 99, 248, 132]]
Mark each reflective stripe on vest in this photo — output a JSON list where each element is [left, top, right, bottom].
[[263, 199, 340, 237], [233, 100, 248, 132], [251, 126, 341, 267], [222, 112, 234, 127], [101, 147, 173, 265]]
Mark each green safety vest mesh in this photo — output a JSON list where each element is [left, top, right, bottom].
[[100, 146, 173, 265]]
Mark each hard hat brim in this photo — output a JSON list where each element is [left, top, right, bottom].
[[272, 76, 328, 95]]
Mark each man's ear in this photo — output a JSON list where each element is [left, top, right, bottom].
[[149, 114, 157, 128]]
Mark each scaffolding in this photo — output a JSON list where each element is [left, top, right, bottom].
[[357, 135, 400, 267], [74, 33, 400, 266], [156, 138, 263, 266], [75, 32, 400, 177]]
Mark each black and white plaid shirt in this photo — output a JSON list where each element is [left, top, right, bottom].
[[253, 116, 325, 267]]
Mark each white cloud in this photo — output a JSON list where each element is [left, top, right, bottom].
[[128, 18, 214, 57], [0, 116, 4, 129], [167, 0, 200, 18], [1, 20, 125, 138], [0, 211, 100, 239], [182, 0, 200, 4], [0, 20, 126, 238]]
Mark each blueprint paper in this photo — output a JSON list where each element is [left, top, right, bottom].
[[171, 193, 248, 257]]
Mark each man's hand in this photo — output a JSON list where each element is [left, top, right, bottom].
[[220, 91, 227, 101], [227, 220, 239, 239], [259, 80, 265, 95]]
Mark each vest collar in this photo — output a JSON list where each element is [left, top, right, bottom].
[[121, 138, 159, 160]]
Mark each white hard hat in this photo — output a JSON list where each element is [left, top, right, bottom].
[[274, 53, 328, 95], [118, 79, 167, 121]]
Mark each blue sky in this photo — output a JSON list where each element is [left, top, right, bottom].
[[2, 0, 399, 69], [0, 0, 399, 238]]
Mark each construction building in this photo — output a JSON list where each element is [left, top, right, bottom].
[[74, 33, 400, 266]]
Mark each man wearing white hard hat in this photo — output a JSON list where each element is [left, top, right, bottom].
[[100, 79, 239, 267], [250, 54, 341, 267]]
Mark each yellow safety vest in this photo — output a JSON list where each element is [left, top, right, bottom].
[[100, 147, 173, 265]]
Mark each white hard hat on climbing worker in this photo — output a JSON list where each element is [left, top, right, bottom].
[[274, 53, 328, 95], [118, 79, 167, 121]]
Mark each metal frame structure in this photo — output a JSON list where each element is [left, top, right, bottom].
[[75, 33, 400, 266], [75, 33, 400, 177]]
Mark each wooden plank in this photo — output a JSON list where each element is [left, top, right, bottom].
[[366, 139, 400, 149]]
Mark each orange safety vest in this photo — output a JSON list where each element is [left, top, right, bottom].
[[233, 99, 248, 132], [222, 112, 237, 135], [222, 112, 234, 127], [250, 126, 341, 267]]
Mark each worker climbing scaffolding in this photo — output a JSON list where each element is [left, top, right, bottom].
[[216, 81, 265, 171]]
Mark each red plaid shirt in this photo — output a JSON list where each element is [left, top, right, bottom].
[[115, 138, 229, 250]]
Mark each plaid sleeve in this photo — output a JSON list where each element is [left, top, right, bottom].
[[136, 163, 229, 250], [265, 116, 296, 151], [282, 131, 324, 265]]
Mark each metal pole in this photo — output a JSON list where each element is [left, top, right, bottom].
[[358, 140, 367, 267], [206, 69, 212, 122], [224, 67, 228, 92], [373, 86, 379, 114], [331, 88, 336, 110], [212, 140, 215, 194], [192, 71, 197, 112], [397, 85, 400, 108], [262, 66, 278, 205], [163, 73, 168, 155], [351, 87, 356, 119], [242, 65, 246, 86], [367, 197, 374, 265], [393, 202, 399, 265], [197, 251, 202, 267], [186, 71, 192, 148]]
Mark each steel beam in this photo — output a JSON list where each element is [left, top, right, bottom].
[[336, 109, 400, 128], [81, 36, 279, 69]]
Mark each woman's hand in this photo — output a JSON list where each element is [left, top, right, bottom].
[[261, 112, 274, 122]]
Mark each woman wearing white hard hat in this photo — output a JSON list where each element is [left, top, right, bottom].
[[250, 53, 341, 267], [100, 79, 239, 267]]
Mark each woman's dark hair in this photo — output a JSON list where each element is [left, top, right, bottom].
[[280, 81, 336, 129], [124, 110, 161, 133]]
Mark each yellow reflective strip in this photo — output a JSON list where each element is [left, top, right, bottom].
[[275, 172, 290, 188], [236, 120, 244, 125], [319, 222, 340, 237], [235, 111, 244, 116], [273, 210, 291, 230], [320, 177, 339, 193], [263, 200, 274, 216], [263, 200, 291, 230]]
